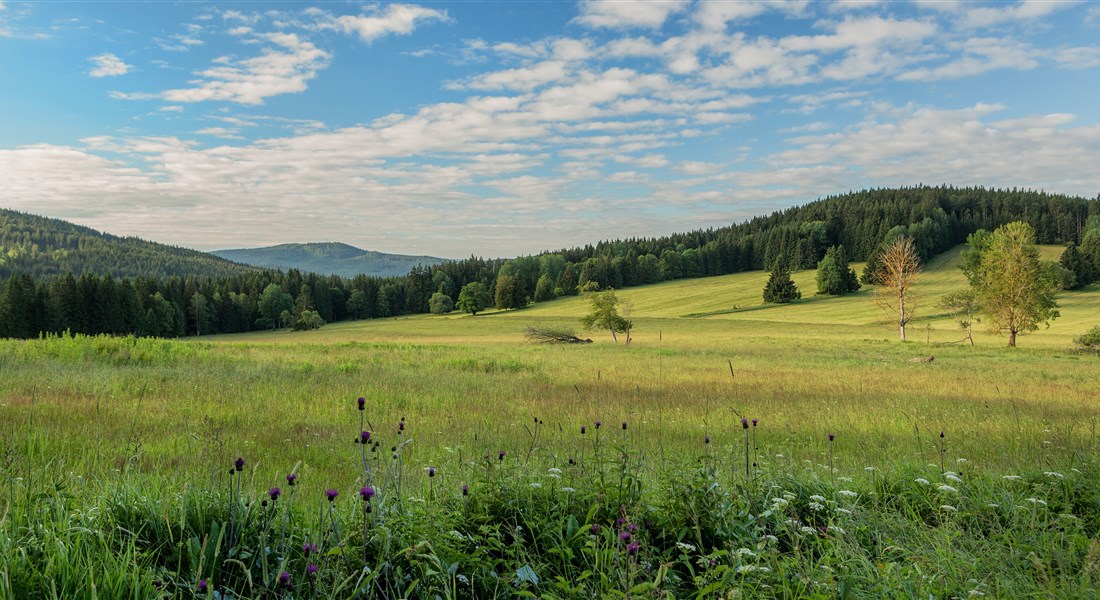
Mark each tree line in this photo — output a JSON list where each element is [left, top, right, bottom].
[[1, 186, 1097, 339]]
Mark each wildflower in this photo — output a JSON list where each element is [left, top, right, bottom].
[[307, 564, 318, 578], [763, 535, 779, 543], [627, 523, 638, 532], [799, 526, 816, 535], [279, 571, 291, 588], [359, 486, 374, 501], [940, 431, 944, 438], [530, 482, 541, 488], [915, 478, 930, 485], [742, 418, 749, 429], [595, 421, 602, 429], [498, 450, 506, 461], [945, 473, 963, 483], [1002, 475, 1022, 481], [705, 435, 710, 444], [462, 484, 469, 496], [268, 487, 281, 501], [737, 548, 756, 557], [752, 418, 758, 427], [561, 487, 575, 493], [357, 397, 365, 411], [837, 490, 858, 498], [809, 502, 825, 512], [427, 467, 436, 477], [627, 541, 640, 554], [809, 495, 826, 502], [835, 508, 852, 515], [622, 421, 627, 430], [303, 542, 318, 556], [864, 466, 876, 472], [676, 542, 697, 552], [619, 531, 631, 542], [940, 505, 958, 512], [590, 524, 601, 535], [568, 456, 576, 465], [1026, 498, 1047, 506], [737, 565, 757, 574], [986, 503, 999, 508], [325, 489, 339, 502], [359, 431, 371, 444], [957, 458, 968, 463], [197, 579, 207, 593], [398, 421, 404, 432], [580, 425, 586, 434], [286, 473, 298, 486], [828, 433, 835, 441], [234, 457, 245, 472], [547, 472, 560, 479], [1044, 471, 1064, 479], [938, 485, 958, 493], [548, 468, 562, 475]]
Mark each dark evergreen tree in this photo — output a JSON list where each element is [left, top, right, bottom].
[[763, 261, 800, 304]]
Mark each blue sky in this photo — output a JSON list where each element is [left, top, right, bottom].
[[1, 1, 1099, 258]]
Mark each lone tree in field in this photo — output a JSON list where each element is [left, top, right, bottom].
[[763, 260, 800, 303], [938, 289, 980, 346], [456, 282, 491, 316], [872, 237, 920, 341], [429, 292, 454, 314], [815, 245, 860, 295], [580, 290, 633, 343], [972, 221, 1060, 347]]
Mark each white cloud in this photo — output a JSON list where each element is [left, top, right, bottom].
[[108, 90, 157, 100], [575, 0, 689, 29], [89, 53, 131, 77], [962, 0, 1072, 28], [898, 37, 1040, 81], [316, 3, 449, 43], [162, 32, 330, 105]]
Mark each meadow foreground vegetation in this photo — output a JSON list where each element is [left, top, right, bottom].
[[1, 246, 1099, 598]]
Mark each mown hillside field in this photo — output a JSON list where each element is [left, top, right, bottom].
[[2, 244, 1099, 598]]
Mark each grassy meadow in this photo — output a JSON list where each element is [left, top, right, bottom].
[[2, 244, 1099, 598]]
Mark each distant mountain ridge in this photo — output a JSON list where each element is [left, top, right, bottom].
[[212, 243, 444, 278], [0, 208, 256, 280]]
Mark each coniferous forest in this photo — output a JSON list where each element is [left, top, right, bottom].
[[1, 185, 1098, 339]]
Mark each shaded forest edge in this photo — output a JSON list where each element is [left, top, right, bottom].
[[1, 185, 1098, 338]]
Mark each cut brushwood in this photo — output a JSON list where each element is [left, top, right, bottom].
[[525, 326, 593, 344]]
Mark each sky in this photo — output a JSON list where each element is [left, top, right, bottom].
[[1, 1, 1099, 259]]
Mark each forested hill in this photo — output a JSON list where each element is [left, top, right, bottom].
[[213, 243, 443, 278], [0, 209, 257, 280], [1, 186, 1098, 339]]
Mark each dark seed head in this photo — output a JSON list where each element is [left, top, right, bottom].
[[595, 421, 602, 429], [741, 418, 749, 429], [627, 541, 640, 555], [234, 457, 245, 472], [462, 484, 469, 496], [580, 425, 586, 435], [428, 467, 436, 477], [590, 524, 600, 534], [197, 578, 207, 593], [325, 489, 338, 502], [704, 435, 710, 444], [498, 450, 506, 461], [286, 473, 298, 486], [357, 396, 365, 411], [622, 421, 627, 430], [940, 431, 945, 438], [752, 418, 758, 427], [828, 432, 835, 442]]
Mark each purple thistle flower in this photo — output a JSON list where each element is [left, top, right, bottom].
[[705, 435, 710, 444], [580, 425, 586, 435], [940, 431, 945, 438], [360, 430, 371, 444], [307, 564, 318, 578], [268, 487, 281, 501], [357, 396, 365, 411], [590, 524, 601, 534], [325, 489, 339, 502], [398, 421, 405, 432], [498, 450, 506, 461], [197, 578, 207, 593], [427, 467, 436, 477], [234, 456, 245, 472], [828, 432, 835, 442], [303, 542, 317, 556], [627, 523, 638, 532], [595, 420, 602, 429], [462, 484, 469, 496], [286, 473, 298, 486], [359, 486, 375, 501], [741, 418, 749, 429], [279, 571, 291, 588], [752, 418, 758, 427], [619, 531, 632, 542], [627, 541, 640, 555], [622, 421, 627, 430]]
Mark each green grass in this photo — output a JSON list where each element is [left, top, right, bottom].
[[2, 244, 1099, 598]]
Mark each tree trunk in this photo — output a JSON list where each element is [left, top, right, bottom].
[[609, 325, 617, 343], [1008, 329, 1017, 347], [899, 321, 906, 341]]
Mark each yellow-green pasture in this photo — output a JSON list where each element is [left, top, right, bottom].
[[1, 245, 1097, 497]]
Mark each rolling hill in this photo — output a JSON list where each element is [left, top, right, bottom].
[[0, 208, 257, 280], [212, 242, 444, 278]]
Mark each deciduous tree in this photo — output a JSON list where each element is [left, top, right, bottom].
[[973, 221, 1060, 347], [872, 237, 920, 341]]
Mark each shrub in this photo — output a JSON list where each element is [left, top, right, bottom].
[[1074, 326, 1100, 352]]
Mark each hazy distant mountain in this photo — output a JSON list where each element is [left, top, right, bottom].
[[212, 243, 444, 278], [0, 208, 257, 280]]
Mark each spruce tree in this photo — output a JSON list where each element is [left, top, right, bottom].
[[763, 261, 800, 303]]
